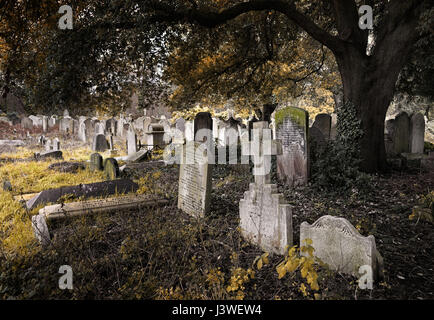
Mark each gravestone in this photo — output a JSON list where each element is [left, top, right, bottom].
[[194, 112, 213, 143], [48, 116, 57, 128], [177, 141, 213, 218], [26, 179, 139, 210], [309, 126, 325, 148], [45, 139, 52, 151], [410, 113, 425, 154], [32, 214, 51, 246], [37, 194, 168, 223], [53, 138, 60, 151], [106, 118, 117, 135], [63, 109, 69, 117], [21, 117, 33, 129], [300, 215, 383, 281], [92, 134, 109, 152], [275, 107, 309, 187], [104, 158, 120, 180], [42, 116, 48, 132], [127, 127, 138, 155], [239, 121, 292, 254], [90, 153, 104, 171], [392, 112, 410, 155], [185, 121, 194, 142], [29, 115, 42, 127], [312, 114, 331, 140], [35, 150, 63, 161], [176, 118, 186, 134], [146, 124, 165, 149], [59, 117, 75, 134]]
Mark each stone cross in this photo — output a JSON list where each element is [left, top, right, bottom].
[[241, 121, 282, 185]]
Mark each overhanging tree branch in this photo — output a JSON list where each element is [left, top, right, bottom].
[[146, 0, 343, 53]]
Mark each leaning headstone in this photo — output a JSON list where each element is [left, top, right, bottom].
[[35, 150, 63, 161], [90, 153, 104, 171], [26, 179, 139, 210], [275, 107, 309, 187], [312, 114, 331, 140], [239, 121, 292, 254], [92, 134, 109, 152], [410, 113, 425, 154], [104, 158, 120, 180], [177, 141, 213, 217], [392, 112, 410, 155], [125, 149, 151, 163], [300, 215, 383, 281]]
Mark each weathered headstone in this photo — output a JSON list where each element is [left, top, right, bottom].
[[309, 126, 326, 148], [392, 112, 410, 155], [275, 107, 309, 187], [35, 150, 63, 161], [32, 214, 51, 246], [26, 179, 139, 210], [194, 112, 213, 143], [104, 158, 120, 180], [21, 117, 33, 129], [185, 121, 194, 142], [92, 134, 109, 152], [312, 114, 332, 140], [53, 138, 60, 151], [146, 124, 165, 149], [239, 121, 292, 254], [45, 139, 52, 151], [127, 127, 138, 155], [410, 113, 425, 154], [300, 215, 383, 281], [42, 116, 48, 132], [90, 153, 104, 171], [177, 141, 213, 217]]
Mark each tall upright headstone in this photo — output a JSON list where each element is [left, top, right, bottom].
[[92, 134, 109, 152], [185, 121, 194, 142], [194, 112, 213, 143], [239, 121, 292, 254], [127, 127, 138, 155], [410, 113, 425, 154], [393, 112, 410, 155], [177, 141, 213, 218], [312, 113, 331, 140], [42, 116, 48, 132], [275, 107, 309, 187]]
